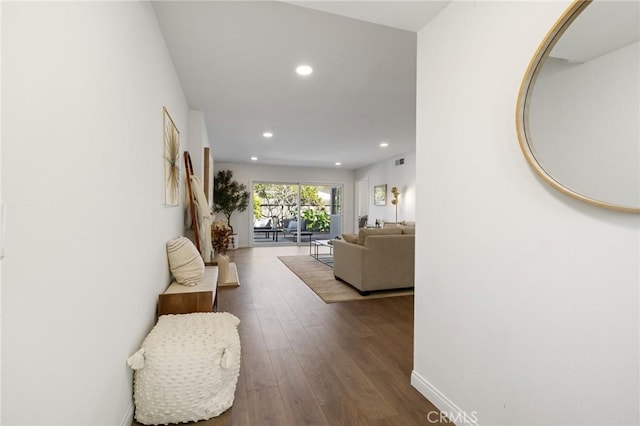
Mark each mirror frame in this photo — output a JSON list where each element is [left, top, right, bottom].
[[515, 0, 640, 213]]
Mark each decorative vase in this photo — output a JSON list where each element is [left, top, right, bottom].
[[215, 253, 230, 284]]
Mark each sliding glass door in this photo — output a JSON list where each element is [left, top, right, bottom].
[[252, 182, 342, 246]]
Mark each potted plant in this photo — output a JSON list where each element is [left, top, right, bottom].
[[211, 221, 233, 284], [302, 208, 330, 232], [213, 169, 250, 248]]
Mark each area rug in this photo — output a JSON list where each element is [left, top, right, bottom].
[[278, 255, 414, 303]]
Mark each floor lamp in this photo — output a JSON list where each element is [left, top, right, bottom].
[[391, 187, 400, 223]]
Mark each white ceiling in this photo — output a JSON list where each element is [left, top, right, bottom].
[[284, 1, 449, 32], [551, 0, 639, 63], [152, 1, 449, 170]]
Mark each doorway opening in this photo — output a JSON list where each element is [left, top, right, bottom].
[[252, 182, 343, 246], [356, 177, 369, 229]]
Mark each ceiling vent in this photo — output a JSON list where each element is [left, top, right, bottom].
[[395, 158, 405, 166]]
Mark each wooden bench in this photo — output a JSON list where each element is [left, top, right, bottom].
[[157, 266, 219, 317]]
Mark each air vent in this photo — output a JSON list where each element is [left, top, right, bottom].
[[395, 158, 405, 166]]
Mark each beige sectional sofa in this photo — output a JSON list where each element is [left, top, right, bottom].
[[333, 226, 415, 295]]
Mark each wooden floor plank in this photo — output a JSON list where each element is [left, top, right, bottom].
[[255, 307, 291, 352], [368, 368, 452, 425], [246, 386, 290, 426], [320, 398, 379, 426], [279, 320, 349, 408], [226, 364, 251, 426], [235, 310, 268, 355], [304, 324, 399, 421], [269, 348, 329, 425], [243, 351, 278, 392]]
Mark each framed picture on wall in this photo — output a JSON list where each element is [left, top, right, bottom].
[[374, 184, 387, 206], [163, 107, 180, 206]]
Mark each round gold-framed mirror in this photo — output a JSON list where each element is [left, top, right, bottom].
[[516, 0, 640, 213]]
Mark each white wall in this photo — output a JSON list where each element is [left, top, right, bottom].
[[414, 2, 639, 425], [2, 2, 188, 424], [529, 42, 639, 207], [0, 1, 3, 420], [355, 151, 416, 225], [214, 162, 355, 247], [357, 177, 369, 227]]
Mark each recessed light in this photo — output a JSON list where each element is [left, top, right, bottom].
[[296, 65, 313, 76], [251, 156, 258, 161], [380, 142, 389, 147], [335, 162, 342, 166], [262, 132, 273, 138]]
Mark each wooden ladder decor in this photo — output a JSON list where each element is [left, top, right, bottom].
[[184, 151, 201, 254]]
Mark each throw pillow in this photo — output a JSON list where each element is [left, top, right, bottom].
[[341, 233, 357, 244], [254, 218, 271, 228], [166, 237, 205, 286], [400, 226, 416, 235]]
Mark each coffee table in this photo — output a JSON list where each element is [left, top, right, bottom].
[[265, 229, 284, 242], [310, 239, 334, 267], [293, 231, 314, 242]]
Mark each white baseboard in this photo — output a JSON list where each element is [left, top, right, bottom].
[[120, 402, 134, 426], [411, 370, 480, 426]]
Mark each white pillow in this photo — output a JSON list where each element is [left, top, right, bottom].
[[254, 218, 271, 228], [166, 237, 205, 286]]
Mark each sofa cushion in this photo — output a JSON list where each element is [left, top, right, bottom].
[[341, 233, 358, 244], [286, 220, 298, 231], [402, 220, 416, 227], [356, 227, 402, 245], [283, 219, 307, 232], [254, 218, 271, 228], [400, 226, 415, 235]]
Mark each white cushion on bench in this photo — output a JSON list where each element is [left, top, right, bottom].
[[128, 312, 241, 425], [164, 266, 218, 295]]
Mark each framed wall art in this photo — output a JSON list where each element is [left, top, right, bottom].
[[163, 107, 180, 206], [374, 184, 387, 206]]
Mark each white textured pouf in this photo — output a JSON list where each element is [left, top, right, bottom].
[[127, 312, 241, 425]]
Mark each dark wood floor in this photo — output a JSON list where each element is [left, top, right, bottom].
[[134, 246, 448, 426]]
